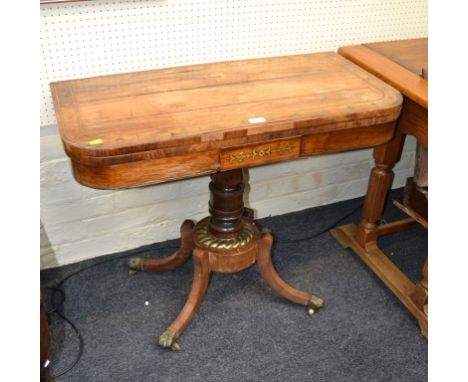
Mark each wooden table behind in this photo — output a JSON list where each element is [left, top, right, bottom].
[[333, 38, 428, 337]]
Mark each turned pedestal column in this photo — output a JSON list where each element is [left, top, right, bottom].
[[129, 169, 324, 350]]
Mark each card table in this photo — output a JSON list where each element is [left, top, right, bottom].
[[331, 39, 428, 336], [51, 52, 402, 350]]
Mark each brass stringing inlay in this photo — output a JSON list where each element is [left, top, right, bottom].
[[228, 143, 295, 164], [196, 219, 255, 249]]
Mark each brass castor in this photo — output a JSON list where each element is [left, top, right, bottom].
[[307, 294, 324, 316], [158, 329, 181, 351], [128, 257, 145, 276]]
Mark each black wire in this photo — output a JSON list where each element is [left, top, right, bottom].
[[44, 286, 65, 314], [41, 244, 178, 378], [276, 202, 363, 244], [42, 286, 81, 378], [51, 309, 84, 378], [43, 286, 84, 379]]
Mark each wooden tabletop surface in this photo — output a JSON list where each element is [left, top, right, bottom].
[[365, 39, 427, 76], [51, 52, 402, 161], [338, 39, 427, 108]]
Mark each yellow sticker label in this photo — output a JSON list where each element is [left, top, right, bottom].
[[88, 138, 103, 145]]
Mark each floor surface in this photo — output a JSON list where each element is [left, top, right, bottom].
[[41, 188, 428, 382]]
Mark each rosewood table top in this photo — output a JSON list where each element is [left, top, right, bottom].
[[51, 52, 402, 189]]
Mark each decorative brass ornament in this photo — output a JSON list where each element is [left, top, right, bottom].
[[252, 146, 272, 159], [128, 257, 145, 275], [159, 329, 180, 351], [228, 143, 295, 164], [276, 143, 295, 155], [307, 294, 325, 316], [195, 219, 255, 250]]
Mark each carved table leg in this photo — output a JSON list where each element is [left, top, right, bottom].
[[143, 169, 323, 351], [356, 130, 406, 250], [128, 220, 194, 275], [257, 231, 324, 315], [158, 248, 211, 351]]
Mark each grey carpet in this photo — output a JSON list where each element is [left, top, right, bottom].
[[41, 188, 428, 382]]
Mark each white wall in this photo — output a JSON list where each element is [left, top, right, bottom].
[[40, 0, 427, 269]]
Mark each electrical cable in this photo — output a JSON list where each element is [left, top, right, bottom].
[[41, 244, 178, 378], [51, 309, 84, 379], [43, 286, 84, 379], [41, 202, 362, 377]]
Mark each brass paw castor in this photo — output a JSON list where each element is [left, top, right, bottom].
[[307, 294, 325, 316], [158, 329, 181, 351]]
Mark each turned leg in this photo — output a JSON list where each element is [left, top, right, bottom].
[[128, 220, 194, 274], [356, 130, 406, 250], [158, 248, 211, 350], [257, 231, 324, 315], [402, 143, 428, 220]]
